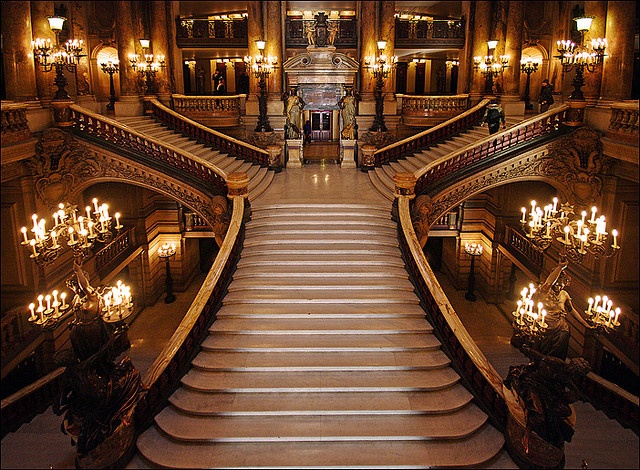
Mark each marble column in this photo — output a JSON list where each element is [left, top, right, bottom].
[[167, 1, 184, 94], [114, 0, 142, 115], [30, 1, 55, 105], [469, 1, 492, 99], [551, 1, 575, 100], [2, 1, 38, 102], [489, 1, 508, 95], [359, 1, 377, 95], [246, 1, 263, 98], [151, 1, 172, 103], [265, 0, 283, 96], [458, 1, 473, 94], [379, 1, 396, 94], [502, 2, 523, 99], [582, 1, 607, 104], [600, 1, 636, 102], [68, 1, 95, 105]]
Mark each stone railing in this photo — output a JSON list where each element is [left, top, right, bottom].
[[69, 104, 228, 196], [415, 105, 571, 196], [606, 101, 638, 145], [400, 94, 470, 126], [368, 98, 490, 167], [395, 17, 465, 48], [503, 225, 544, 277], [134, 196, 246, 429], [1, 101, 31, 147], [94, 227, 135, 274], [176, 16, 248, 48], [171, 94, 244, 128], [150, 98, 270, 167]]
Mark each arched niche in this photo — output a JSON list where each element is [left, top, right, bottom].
[[520, 45, 549, 106], [91, 45, 120, 106]]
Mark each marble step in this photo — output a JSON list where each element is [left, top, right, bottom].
[[168, 386, 470, 414], [190, 348, 446, 372], [239, 244, 402, 257], [226, 278, 415, 292], [136, 422, 505, 468], [246, 217, 396, 230], [200, 333, 439, 351], [180, 368, 460, 393], [222, 289, 420, 304], [209, 317, 432, 334], [153, 403, 487, 441], [214, 303, 426, 318], [236, 253, 406, 267], [246, 224, 397, 236], [242, 233, 399, 246], [231, 264, 409, 278]]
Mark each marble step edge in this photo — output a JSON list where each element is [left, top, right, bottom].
[[135, 423, 505, 468]]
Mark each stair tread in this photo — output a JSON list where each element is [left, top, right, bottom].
[[227, 278, 415, 290], [169, 386, 471, 414], [201, 333, 441, 350], [210, 317, 432, 333], [136, 423, 505, 468], [215, 303, 426, 316], [191, 349, 446, 371]]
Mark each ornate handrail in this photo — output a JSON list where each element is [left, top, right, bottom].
[[94, 227, 134, 272], [395, 17, 465, 48], [1, 101, 31, 147], [69, 104, 228, 195], [176, 16, 248, 48], [135, 196, 246, 427], [415, 105, 570, 195], [503, 225, 544, 276], [150, 98, 270, 167], [171, 94, 244, 127], [606, 100, 639, 145], [372, 99, 490, 166], [397, 195, 508, 426]]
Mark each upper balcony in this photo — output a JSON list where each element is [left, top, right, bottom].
[[176, 15, 248, 48]]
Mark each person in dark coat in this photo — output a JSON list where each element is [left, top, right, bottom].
[[539, 79, 554, 113], [481, 102, 506, 135]]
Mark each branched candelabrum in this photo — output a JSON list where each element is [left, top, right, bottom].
[[20, 198, 123, 266], [512, 283, 549, 339], [520, 197, 620, 264], [585, 294, 621, 333]]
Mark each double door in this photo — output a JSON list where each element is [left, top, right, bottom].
[[310, 111, 331, 141]]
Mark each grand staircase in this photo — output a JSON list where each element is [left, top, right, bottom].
[[134, 203, 506, 468], [368, 117, 520, 201], [114, 116, 274, 201]]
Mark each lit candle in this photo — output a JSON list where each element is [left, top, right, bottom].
[[581, 210, 587, 224], [115, 212, 121, 228], [93, 198, 99, 214], [552, 197, 558, 213], [37, 294, 44, 312], [541, 309, 547, 327], [612, 229, 618, 248], [60, 292, 67, 309], [531, 200, 536, 215], [30, 239, 37, 257], [51, 229, 58, 247], [545, 221, 550, 237], [53, 212, 59, 226], [594, 295, 601, 311], [521, 207, 526, 223], [88, 221, 95, 237], [587, 297, 593, 315], [21, 226, 28, 243], [537, 302, 543, 315], [45, 294, 51, 312], [68, 227, 75, 243], [28, 303, 36, 321], [86, 206, 92, 220], [613, 308, 621, 325], [564, 226, 570, 243], [590, 206, 597, 223], [529, 220, 534, 237]]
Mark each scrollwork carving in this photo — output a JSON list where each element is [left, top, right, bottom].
[[411, 195, 432, 248]]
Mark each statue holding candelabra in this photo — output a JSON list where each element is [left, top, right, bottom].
[[21, 198, 143, 469]]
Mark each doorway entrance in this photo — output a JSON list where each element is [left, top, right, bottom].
[[310, 111, 331, 141]]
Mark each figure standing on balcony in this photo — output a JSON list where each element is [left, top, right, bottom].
[[539, 79, 554, 113]]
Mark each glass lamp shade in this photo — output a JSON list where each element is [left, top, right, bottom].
[[575, 16, 593, 32], [255, 40, 266, 51], [47, 16, 66, 31], [377, 40, 387, 51], [487, 40, 498, 50], [139, 39, 150, 49]]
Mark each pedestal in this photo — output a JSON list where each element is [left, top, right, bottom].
[[565, 100, 587, 127], [286, 139, 303, 168], [340, 139, 357, 168], [360, 144, 376, 172], [267, 145, 283, 172], [50, 100, 75, 127], [115, 95, 144, 117]]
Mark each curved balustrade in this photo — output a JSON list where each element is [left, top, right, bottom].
[[607, 101, 639, 145], [415, 105, 570, 196], [69, 104, 228, 195], [135, 196, 246, 427], [397, 196, 508, 426], [1, 102, 31, 147], [373, 98, 490, 166], [171, 94, 243, 127], [401, 94, 470, 123], [150, 98, 270, 167]]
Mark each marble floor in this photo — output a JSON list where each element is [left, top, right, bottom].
[[1, 163, 637, 469]]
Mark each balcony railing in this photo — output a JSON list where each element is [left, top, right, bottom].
[[606, 101, 639, 145], [176, 16, 248, 48], [395, 17, 465, 48], [400, 94, 470, 127], [171, 94, 244, 128], [1, 102, 31, 147], [503, 225, 544, 277], [285, 17, 357, 48]]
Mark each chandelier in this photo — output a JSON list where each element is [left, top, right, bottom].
[[512, 283, 548, 337], [364, 40, 397, 133], [520, 198, 620, 264], [586, 294, 621, 331], [31, 15, 86, 101], [243, 40, 278, 132], [473, 40, 509, 94], [20, 198, 122, 266], [129, 39, 166, 94]]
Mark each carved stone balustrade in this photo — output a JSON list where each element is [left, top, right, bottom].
[[400, 94, 470, 127], [171, 94, 244, 128], [1, 102, 31, 147], [606, 101, 639, 145], [176, 16, 248, 48]]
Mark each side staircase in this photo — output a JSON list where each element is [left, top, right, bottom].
[[135, 203, 506, 468], [114, 116, 274, 202], [369, 117, 520, 201]]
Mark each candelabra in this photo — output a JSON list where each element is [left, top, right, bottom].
[[512, 282, 549, 338], [364, 40, 397, 132], [585, 294, 622, 332], [473, 40, 509, 95], [158, 242, 177, 304], [244, 40, 278, 132], [520, 198, 620, 264], [20, 198, 122, 266], [129, 39, 166, 95], [464, 242, 483, 302], [520, 58, 539, 110], [99, 59, 119, 110], [555, 13, 607, 100], [31, 15, 86, 101]]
